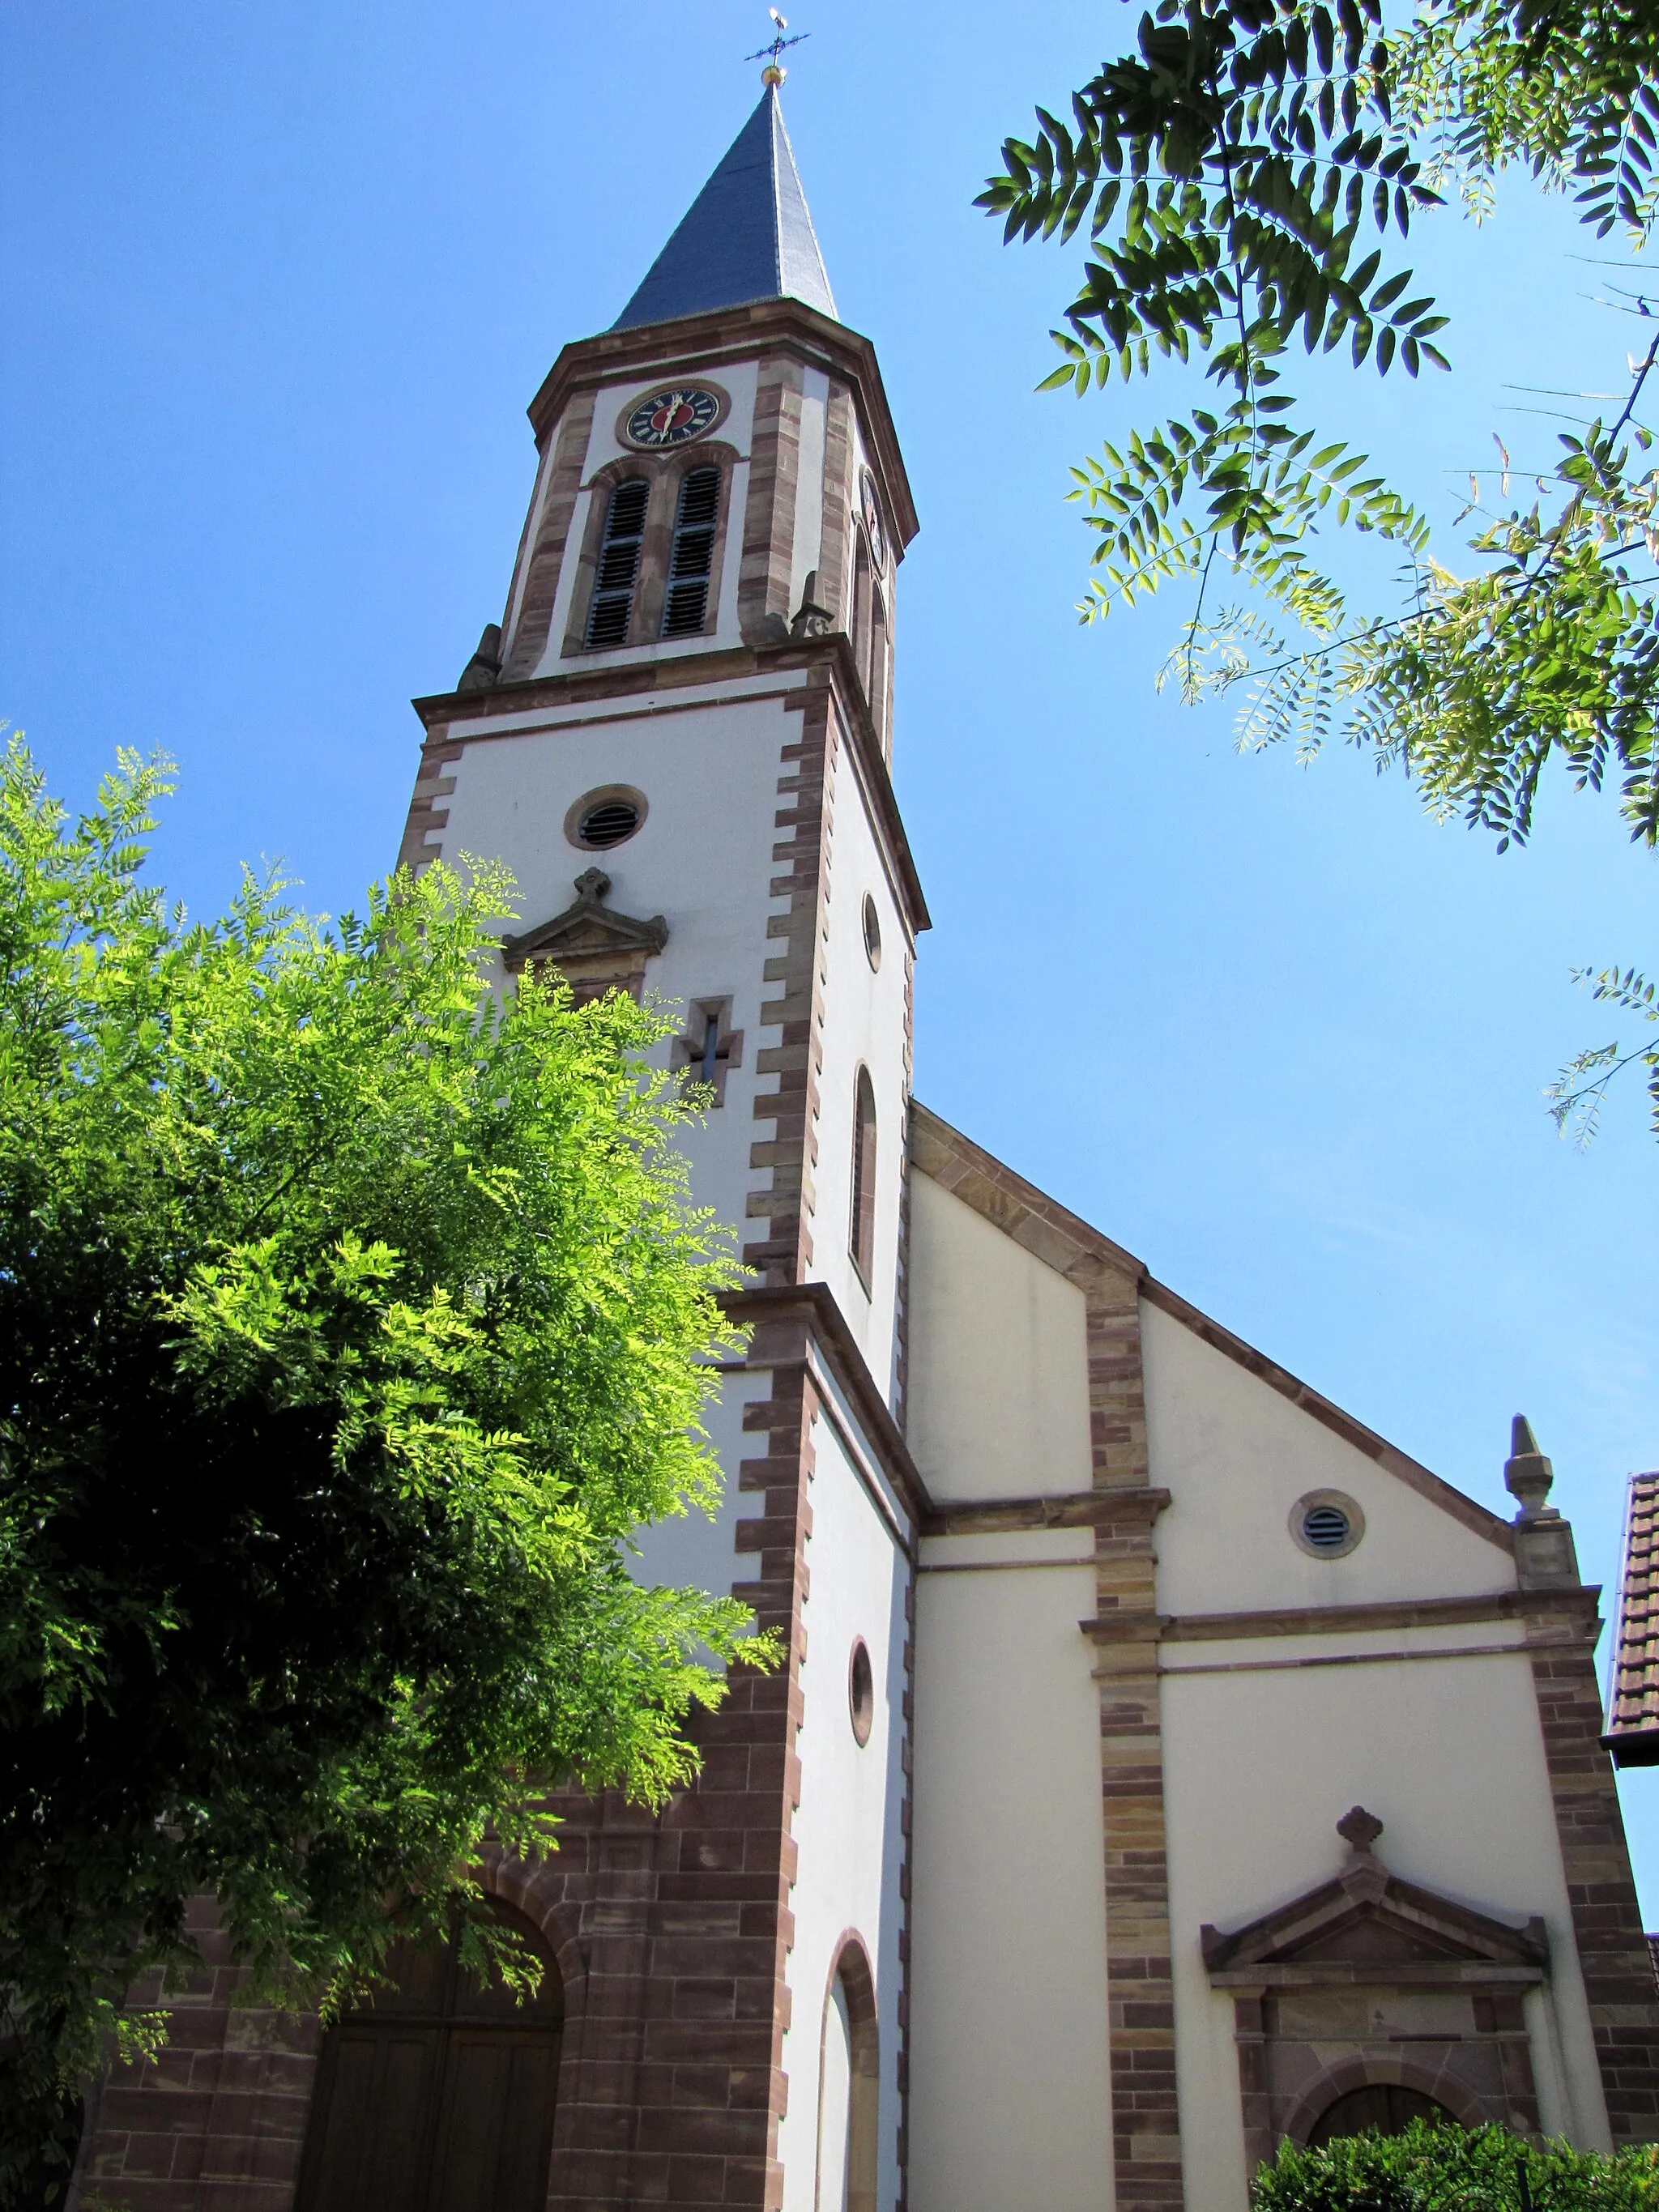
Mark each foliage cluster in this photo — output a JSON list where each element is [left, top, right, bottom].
[[1252, 2120, 1659, 2210], [983, 0, 1659, 1126], [0, 741, 762, 2201]]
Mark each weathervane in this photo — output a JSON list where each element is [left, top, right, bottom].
[[745, 7, 809, 85]]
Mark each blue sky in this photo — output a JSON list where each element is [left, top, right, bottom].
[[4, 2, 1657, 1903]]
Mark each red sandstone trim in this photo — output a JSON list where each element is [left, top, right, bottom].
[[1524, 1605, 1659, 2142]]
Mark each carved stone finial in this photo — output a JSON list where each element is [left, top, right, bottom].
[[789, 568, 834, 640], [572, 868, 612, 906], [1504, 1413, 1557, 1523], [456, 621, 502, 694], [1336, 1805, 1384, 1856]]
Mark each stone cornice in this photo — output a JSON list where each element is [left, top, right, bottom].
[[923, 1487, 1171, 1539], [409, 634, 930, 939], [525, 299, 919, 554], [1078, 1585, 1600, 1645], [722, 1280, 929, 1538]]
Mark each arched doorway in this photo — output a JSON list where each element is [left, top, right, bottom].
[[296, 1901, 562, 2212], [1307, 2083, 1458, 2146]]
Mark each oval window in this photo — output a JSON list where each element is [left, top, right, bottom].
[[848, 1639, 874, 1746], [862, 894, 882, 972]]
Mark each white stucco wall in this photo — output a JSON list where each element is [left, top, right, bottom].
[[906, 1172, 1093, 1502], [778, 1410, 911, 2212], [908, 1534, 1115, 2212], [808, 720, 914, 1405], [429, 684, 793, 1237], [903, 1164, 1114, 2212]]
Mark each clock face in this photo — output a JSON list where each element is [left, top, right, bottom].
[[625, 386, 721, 449], [859, 467, 887, 569]]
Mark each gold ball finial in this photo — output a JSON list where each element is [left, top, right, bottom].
[[761, 62, 785, 84]]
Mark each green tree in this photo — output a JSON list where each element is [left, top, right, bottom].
[[982, 0, 1659, 1127], [1252, 2117, 1659, 2210], [0, 739, 766, 2204]]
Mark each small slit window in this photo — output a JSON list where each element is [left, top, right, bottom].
[[661, 466, 720, 637], [586, 479, 649, 648], [850, 1066, 877, 1291]]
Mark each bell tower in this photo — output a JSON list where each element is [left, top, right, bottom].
[[395, 87, 929, 2212]]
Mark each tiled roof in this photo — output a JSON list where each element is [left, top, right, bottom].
[[1606, 1471, 1659, 1766], [612, 89, 837, 332]]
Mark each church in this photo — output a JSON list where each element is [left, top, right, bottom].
[[82, 79, 1659, 2212]]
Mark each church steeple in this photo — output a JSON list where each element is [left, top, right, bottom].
[[612, 87, 837, 331]]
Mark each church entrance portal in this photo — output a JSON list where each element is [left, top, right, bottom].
[[1308, 2085, 1458, 2146], [295, 1901, 561, 2212]]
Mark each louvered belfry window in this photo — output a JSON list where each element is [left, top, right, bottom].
[[586, 479, 649, 648], [661, 467, 720, 638]]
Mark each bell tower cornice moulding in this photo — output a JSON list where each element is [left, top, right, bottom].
[[525, 298, 919, 557]]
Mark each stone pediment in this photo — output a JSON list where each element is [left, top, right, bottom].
[[1201, 1808, 1548, 1988], [501, 868, 667, 1004]]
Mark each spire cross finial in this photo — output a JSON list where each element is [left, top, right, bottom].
[[744, 7, 809, 86]]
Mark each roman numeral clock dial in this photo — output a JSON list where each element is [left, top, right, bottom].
[[625, 386, 722, 447]]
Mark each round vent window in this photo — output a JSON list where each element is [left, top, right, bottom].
[[862, 893, 882, 973], [1303, 1505, 1350, 1551], [848, 1638, 874, 1747], [565, 786, 646, 852], [1290, 1490, 1364, 1560]]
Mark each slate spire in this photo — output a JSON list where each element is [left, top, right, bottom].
[[612, 89, 838, 331]]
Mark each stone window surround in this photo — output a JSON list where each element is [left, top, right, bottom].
[[561, 441, 740, 658], [1290, 1487, 1367, 1560]]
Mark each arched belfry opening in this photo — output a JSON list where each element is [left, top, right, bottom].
[[295, 1899, 563, 2212]]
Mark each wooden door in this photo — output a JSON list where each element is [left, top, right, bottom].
[[297, 1903, 562, 2212]]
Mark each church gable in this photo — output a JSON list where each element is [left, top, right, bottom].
[[1141, 1293, 1515, 1619], [906, 1099, 1512, 1602]]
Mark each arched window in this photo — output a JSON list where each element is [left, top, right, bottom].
[[868, 582, 889, 743], [850, 1066, 877, 1291], [851, 529, 872, 698], [296, 1901, 563, 2212], [586, 479, 649, 648], [661, 466, 721, 637], [815, 1946, 878, 2212]]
